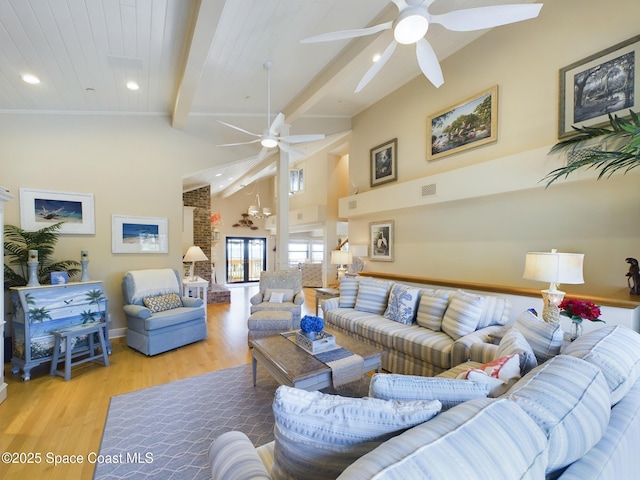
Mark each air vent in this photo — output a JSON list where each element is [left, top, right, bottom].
[[348, 200, 357, 210], [420, 183, 437, 197], [297, 213, 303, 220]]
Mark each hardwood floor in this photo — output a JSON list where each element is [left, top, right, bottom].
[[0, 285, 317, 480]]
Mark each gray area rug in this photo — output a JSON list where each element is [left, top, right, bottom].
[[95, 362, 369, 480]]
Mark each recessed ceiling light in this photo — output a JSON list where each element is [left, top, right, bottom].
[[126, 81, 139, 91], [372, 53, 381, 63], [21, 74, 40, 84], [215, 173, 222, 177]]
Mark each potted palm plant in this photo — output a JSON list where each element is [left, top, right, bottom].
[[544, 110, 640, 187], [3, 222, 81, 288]]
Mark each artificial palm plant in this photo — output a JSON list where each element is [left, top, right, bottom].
[[4, 222, 81, 288], [544, 110, 640, 187]]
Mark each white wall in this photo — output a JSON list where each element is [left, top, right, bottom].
[[347, 0, 640, 297]]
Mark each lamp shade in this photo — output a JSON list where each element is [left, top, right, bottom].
[[523, 250, 584, 285], [183, 245, 209, 263], [331, 250, 353, 265]]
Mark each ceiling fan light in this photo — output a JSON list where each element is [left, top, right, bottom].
[[394, 8, 429, 45], [261, 135, 278, 148]]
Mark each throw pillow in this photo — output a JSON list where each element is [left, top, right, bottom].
[[269, 291, 284, 304], [383, 283, 421, 324], [514, 309, 564, 362], [441, 290, 485, 340], [476, 295, 511, 328], [562, 325, 640, 405], [338, 277, 359, 308], [496, 327, 538, 376], [369, 373, 491, 411], [415, 289, 451, 331], [142, 293, 182, 313], [506, 355, 610, 473], [271, 385, 441, 480], [264, 288, 294, 303], [456, 354, 521, 397], [354, 278, 392, 315]]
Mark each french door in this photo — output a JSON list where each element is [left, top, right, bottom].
[[226, 237, 266, 283]]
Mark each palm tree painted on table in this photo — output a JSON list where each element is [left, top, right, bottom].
[[28, 306, 51, 323], [544, 110, 640, 187], [86, 289, 107, 321], [80, 310, 97, 324]]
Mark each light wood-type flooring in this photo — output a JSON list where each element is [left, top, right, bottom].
[[0, 285, 317, 480]]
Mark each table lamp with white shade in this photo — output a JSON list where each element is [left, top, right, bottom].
[[331, 250, 353, 278], [184, 246, 209, 281], [523, 249, 584, 323]]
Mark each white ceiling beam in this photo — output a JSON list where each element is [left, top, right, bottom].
[[218, 151, 279, 199], [171, 0, 226, 129]]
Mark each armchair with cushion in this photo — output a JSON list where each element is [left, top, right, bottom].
[[250, 270, 305, 329], [122, 268, 207, 356]]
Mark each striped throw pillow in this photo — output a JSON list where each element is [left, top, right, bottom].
[[506, 355, 611, 473], [338, 277, 359, 308], [354, 278, 391, 314], [369, 373, 490, 410], [441, 290, 484, 340], [416, 289, 451, 331], [514, 310, 564, 362], [497, 327, 538, 376], [271, 385, 441, 480]]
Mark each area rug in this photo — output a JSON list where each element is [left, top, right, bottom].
[[94, 363, 369, 480]]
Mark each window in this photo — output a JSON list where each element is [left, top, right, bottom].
[[290, 166, 304, 194], [288, 239, 324, 268]]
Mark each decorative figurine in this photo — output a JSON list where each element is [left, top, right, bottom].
[[626, 258, 640, 295]]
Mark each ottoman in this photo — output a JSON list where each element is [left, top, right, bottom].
[[247, 310, 293, 346]]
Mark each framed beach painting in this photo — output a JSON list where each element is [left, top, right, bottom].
[[370, 220, 394, 262], [20, 188, 95, 235], [428, 86, 498, 161], [370, 138, 398, 187], [558, 35, 640, 138], [112, 215, 168, 254]]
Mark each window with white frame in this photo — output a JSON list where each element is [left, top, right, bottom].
[[289, 166, 304, 194]]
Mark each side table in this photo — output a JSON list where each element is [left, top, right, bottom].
[[183, 276, 208, 319], [315, 287, 340, 316]]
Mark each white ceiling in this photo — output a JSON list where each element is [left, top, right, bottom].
[[0, 0, 538, 196]]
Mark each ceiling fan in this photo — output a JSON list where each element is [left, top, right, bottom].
[[301, 0, 543, 92], [217, 62, 325, 162]]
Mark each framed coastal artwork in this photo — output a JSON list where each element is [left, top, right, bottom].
[[558, 35, 640, 138], [370, 220, 394, 262], [112, 215, 168, 254], [19, 188, 95, 235], [370, 138, 398, 187], [427, 85, 498, 161]]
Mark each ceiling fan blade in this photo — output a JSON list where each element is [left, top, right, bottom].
[[278, 142, 306, 158], [218, 120, 261, 137], [416, 38, 444, 88], [256, 147, 271, 162], [355, 40, 397, 93], [430, 4, 543, 32], [216, 139, 262, 147], [280, 134, 325, 144], [300, 21, 392, 44], [269, 112, 285, 136]]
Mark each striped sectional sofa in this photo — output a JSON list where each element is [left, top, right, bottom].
[[210, 325, 640, 479], [321, 277, 512, 376]]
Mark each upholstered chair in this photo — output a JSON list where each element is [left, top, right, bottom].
[[250, 270, 305, 329], [122, 268, 207, 356]]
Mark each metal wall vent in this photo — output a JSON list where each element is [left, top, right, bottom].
[[421, 183, 437, 197], [297, 212, 303, 220], [348, 200, 357, 209]]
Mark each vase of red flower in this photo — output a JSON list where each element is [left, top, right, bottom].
[[559, 298, 605, 340]]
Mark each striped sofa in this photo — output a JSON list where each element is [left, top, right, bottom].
[[209, 325, 640, 479], [321, 277, 512, 376]]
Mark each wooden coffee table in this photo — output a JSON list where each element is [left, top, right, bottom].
[[249, 328, 382, 391]]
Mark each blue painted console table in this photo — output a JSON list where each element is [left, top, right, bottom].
[[10, 281, 110, 381]]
